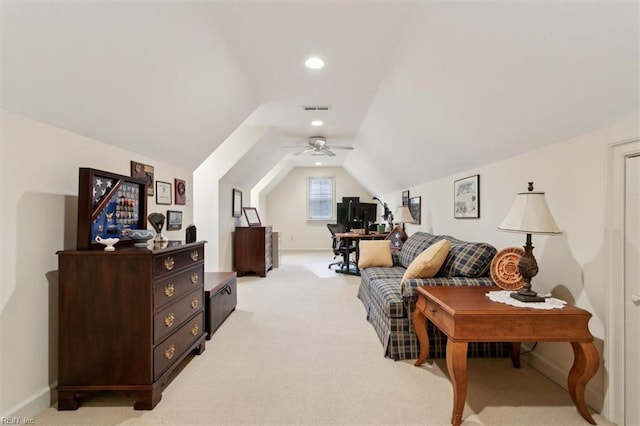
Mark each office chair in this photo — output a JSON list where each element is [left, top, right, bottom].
[[326, 223, 357, 270]]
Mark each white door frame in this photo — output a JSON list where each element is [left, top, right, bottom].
[[606, 137, 640, 423]]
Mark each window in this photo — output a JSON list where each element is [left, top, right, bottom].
[[307, 177, 334, 220]]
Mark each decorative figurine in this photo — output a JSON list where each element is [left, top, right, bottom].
[[148, 212, 168, 242], [95, 236, 119, 251]]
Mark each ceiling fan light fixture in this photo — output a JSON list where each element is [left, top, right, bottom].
[[309, 136, 327, 147], [305, 57, 325, 69], [311, 120, 323, 127]]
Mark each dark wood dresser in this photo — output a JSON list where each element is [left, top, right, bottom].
[[57, 241, 207, 410], [234, 226, 272, 277]]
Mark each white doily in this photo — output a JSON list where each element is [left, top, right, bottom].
[[486, 290, 567, 310]]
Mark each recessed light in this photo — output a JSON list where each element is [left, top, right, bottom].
[[315, 162, 323, 166], [305, 57, 324, 69], [311, 120, 323, 127]]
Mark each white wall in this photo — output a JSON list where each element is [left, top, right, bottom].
[[266, 167, 375, 251], [0, 109, 193, 418], [218, 181, 246, 271], [383, 114, 639, 413], [193, 126, 268, 272]]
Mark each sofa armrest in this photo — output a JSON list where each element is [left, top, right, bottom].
[[401, 276, 496, 313]]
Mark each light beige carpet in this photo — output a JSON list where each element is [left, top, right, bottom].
[[34, 251, 614, 425]]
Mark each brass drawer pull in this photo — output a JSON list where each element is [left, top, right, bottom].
[[190, 250, 199, 261], [164, 257, 175, 271], [164, 344, 175, 360], [191, 298, 199, 309], [191, 324, 199, 336], [164, 313, 175, 327], [164, 284, 175, 298], [190, 273, 199, 284]]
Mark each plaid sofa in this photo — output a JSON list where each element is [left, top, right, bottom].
[[357, 232, 510, 360]]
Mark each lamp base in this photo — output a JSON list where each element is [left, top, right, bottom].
[[510, 292, 545, 303]]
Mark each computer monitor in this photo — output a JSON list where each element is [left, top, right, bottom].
[[337, 203, 350, 229], [336, 201, 378, 230]]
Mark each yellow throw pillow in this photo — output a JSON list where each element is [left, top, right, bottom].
[[358, 240, 393, 269], [402, 239, 451, 281]]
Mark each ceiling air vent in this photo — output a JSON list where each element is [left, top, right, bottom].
[[302, 106, 331, 111]]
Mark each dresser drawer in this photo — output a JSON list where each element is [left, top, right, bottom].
[[154, 265, 203, 310], [154, 246, 204, 279], [154, 288, 204, 344], [154, 311, 204, 381]]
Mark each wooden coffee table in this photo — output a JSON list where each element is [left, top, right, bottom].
[[412, 286, 599, 426]]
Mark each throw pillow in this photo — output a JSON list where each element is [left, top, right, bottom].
[[358, 240, 393, 269], [402, 239, 451, 281]]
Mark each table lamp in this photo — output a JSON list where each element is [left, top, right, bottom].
[[395, 205, 415, 236], [497, 182, 561, 302]]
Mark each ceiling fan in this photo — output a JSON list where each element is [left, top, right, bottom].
[[283, 136, 354, 157]]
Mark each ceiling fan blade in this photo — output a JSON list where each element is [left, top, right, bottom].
[[327, 145, 354, 150], [323, 149, 336, 157], [293, 148, 313, 156]]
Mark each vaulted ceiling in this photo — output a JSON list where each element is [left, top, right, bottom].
[[2, 2, 638, 195]]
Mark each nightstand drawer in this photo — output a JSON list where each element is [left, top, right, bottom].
[[154, 265, 203, 310], [423, 298, 454, 336], [154, 288, 203, 344], [154, 312, 204, 381]]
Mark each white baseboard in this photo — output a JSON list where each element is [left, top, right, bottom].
[[2, 384, 53, 420], [523, 349, 603, 414]]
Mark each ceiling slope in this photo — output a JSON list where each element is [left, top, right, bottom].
[[346, 1, 640, 193], [207, 1, 416, 164], [2, 2, 638, 194], [219, 127, 287, 190], [1, 2, 257, 170]]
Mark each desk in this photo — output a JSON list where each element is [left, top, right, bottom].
[[412, 286, 598, 426], [334, 232, 389, 276]]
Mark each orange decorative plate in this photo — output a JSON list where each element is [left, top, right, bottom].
[[491, 247, 525, 290]]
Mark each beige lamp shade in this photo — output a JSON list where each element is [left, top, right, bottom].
[[395, 205, 415, 224], [498, 191, 561, 235]]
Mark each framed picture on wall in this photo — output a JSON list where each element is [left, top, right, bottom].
[[174, 179, 186, 205], [167, 210, 182, 230], [130, 161, 154, 196], [233, 188, 242, 217], [156, 181, 172, 205], [454, 174, 480, 218], [402, 190, 410, 206], [409, 196, 421, 225]]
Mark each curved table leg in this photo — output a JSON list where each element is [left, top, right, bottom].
[[446, 340, 468, 426], [568, 341, 599, 425], [413, 309, 429, 366]]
